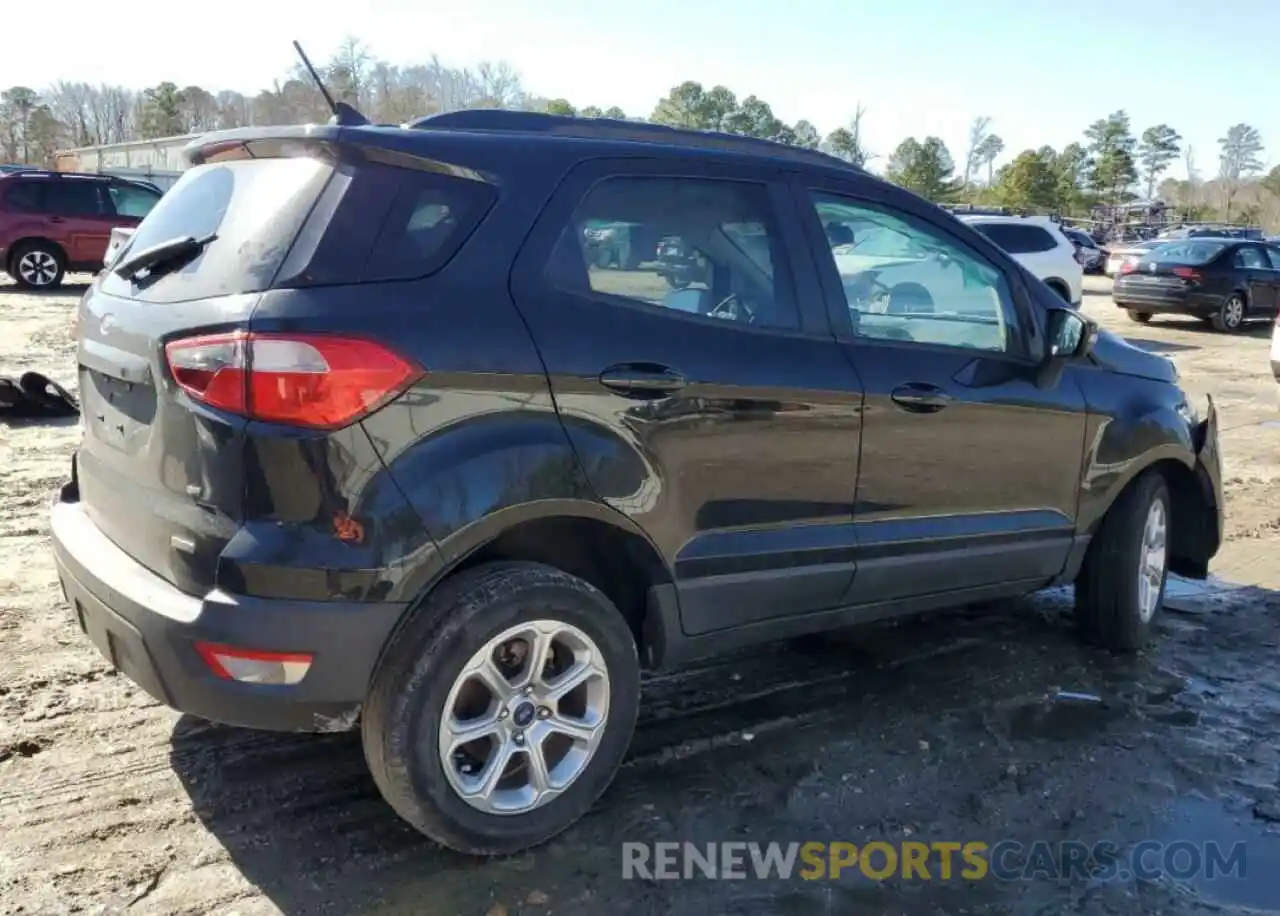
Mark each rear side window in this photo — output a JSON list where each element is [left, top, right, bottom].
[[3, 180, 43, 212], [1266, 247, 1280, 270], [972, 222, 1059, 254]]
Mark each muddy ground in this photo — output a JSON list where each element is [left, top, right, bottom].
[[2, 275, 1280, 916]]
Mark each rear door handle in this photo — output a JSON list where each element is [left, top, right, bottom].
[[598, 363, 686, 399], [890, 383, 951, 413]]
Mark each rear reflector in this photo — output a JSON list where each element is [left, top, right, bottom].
[[195, 642, 313, 685], [165, 331, 420, 429]]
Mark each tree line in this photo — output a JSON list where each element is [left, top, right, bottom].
[[2, 36, 1277, 228]]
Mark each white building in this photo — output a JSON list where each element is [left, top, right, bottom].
[[53, 133, 200, 190]]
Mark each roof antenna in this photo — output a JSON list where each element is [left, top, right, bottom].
[[292, 40, 369, 127]]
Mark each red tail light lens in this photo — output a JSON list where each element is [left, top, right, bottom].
[[1171, 266, 1202, 281], [1119, 260, 1137, 274], [165, 332, 420, 429]]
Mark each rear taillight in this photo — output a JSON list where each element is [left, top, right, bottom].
[[1172, 267, 1202, 282], [164, 331, 420, 429], [1119, 260, 1138, 274]]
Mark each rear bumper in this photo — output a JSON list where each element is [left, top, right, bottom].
[[1113, 287, 1218, 315], [50, 493, 408, 732]]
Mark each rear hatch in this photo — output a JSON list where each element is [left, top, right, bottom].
[[74, 148, 335, 595], [73, 131, 498, 596]]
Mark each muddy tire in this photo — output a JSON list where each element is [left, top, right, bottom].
[[362, 561, 640, 856], [9, 241, 65, 291], [1126, 311, 1152, 323], [1075, 471, 1170, 652], [1210, 294, 1246, 332]]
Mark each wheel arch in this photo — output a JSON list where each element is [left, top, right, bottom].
[[389, 500, 674, 671], [1043, 277, 1070, 300]]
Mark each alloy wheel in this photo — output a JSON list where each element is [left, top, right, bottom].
[[17, 250, 58, 287], [438, 619, 610, 815], [1137, 498, 1167, 623]]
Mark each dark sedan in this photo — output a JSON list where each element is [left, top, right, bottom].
[[1113, 238, 1280, 332]]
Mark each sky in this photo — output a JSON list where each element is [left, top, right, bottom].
[[5, 0, 1279, 180]]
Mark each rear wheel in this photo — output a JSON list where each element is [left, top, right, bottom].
[[362, 561, 640, 855], [1211, 294, 1246, 332], [9, 241, 65, 290], [1127, 311, 1152, 323], [1075, 471, 1170, 651]]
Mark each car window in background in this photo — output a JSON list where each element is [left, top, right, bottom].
[[3, 180, 43, 212], [1234, 246, 1267, 269], [970, 222, 1058, 254], [108, 184, 161, 219], [1155, 241, 1228, 265], [45, 181, 107, 216]]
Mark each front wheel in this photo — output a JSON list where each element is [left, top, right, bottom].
[[1074, 471, 1170, 651], [1127, 310, 1152, 323], [1211, 294, 1246, 332], [362, 562, 640, 856]]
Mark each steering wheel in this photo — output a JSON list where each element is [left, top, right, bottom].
[[708, 294, 753, 323]]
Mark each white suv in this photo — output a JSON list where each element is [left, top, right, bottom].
[[959, 215, 1083, 306]]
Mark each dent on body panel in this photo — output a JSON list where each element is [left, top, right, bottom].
[[224, 422, 433, 601], [554, 374, 859, 560], [359, 374, 592, 549], [1075, 372, 1196, 531]]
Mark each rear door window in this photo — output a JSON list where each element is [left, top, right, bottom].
[[971, 222, 1058, 254], [45, 181, 108, 217], [1265, 247, 1280, 271], [1235, 246, 1267, 269]]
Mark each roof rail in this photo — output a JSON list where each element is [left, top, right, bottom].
[[409, 109, 860, 171]]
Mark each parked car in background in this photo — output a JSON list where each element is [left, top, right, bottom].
[[0, 170, 162, 289], [1061, 227, 1106, 274], [1105, 239, 1169, 276], [1113, 238, 1280, 331], [51, 110, 1222, 858], [958, 214, 1083, 305]]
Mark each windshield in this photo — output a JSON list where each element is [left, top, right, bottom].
[[1148, 240, 1227, 265]]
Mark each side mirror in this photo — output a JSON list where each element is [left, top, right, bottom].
[[1044, 307, 1095, 363]]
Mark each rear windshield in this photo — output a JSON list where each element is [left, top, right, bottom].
[[971, 222, 1058, 254], [99, 148, 495, 303], [1150, 240, 1227, 265]]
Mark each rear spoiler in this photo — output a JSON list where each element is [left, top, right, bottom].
[[183, 125, 344, 166]]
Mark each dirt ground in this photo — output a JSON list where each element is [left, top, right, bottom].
[[3, 274, 1280, 916]]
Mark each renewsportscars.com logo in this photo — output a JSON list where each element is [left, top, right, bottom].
[[622, 840, 1246, 882]]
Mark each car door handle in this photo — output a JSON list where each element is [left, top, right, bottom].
[[890, 383, 951, 413], [598, 363, 686, 399]]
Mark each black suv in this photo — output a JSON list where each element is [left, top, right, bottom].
[[51, 112, 1223, 856]]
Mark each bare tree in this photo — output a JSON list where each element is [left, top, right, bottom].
[[963, 116, 992, 187]]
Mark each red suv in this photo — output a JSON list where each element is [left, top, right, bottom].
[[0, 171, 162, 290]]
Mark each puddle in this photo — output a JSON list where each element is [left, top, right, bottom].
[[1145, 797, 1280, 911]]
